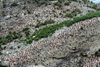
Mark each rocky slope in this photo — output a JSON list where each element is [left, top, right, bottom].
[[0, 0, 100, 67], [1, 17, 100, 67]]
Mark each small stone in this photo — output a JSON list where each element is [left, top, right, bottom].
[[10, 46, 13, 49], [1, 61, 9, 67]]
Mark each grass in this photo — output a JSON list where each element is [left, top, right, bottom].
[[80, 52, 88, 57], [64, 1, 71, 5], [0, 31, 22, 56], [94, 48, 100, 56], [10, 2, 18, 7], [27, 9, 31, 14], [2, 11, 6, 16], [22, 27, 30, 37], [65, 8, 81, 18], [35, 19, 55, 28], [22, 5, 27, 10], [54, 2, 61, 7], [23, 27, 29, 32], [87, 5, 99, 11], [33, 0, 39, 4], [3, 3, 6, 8], [27, 0, 31, 3], [38, 1, 48, 6], [72, 8, 82, 14], [20, 11, 100, 44], [58, 0, 62, 3], [0, 31, 22, 45], [65, 13, 73, 18]]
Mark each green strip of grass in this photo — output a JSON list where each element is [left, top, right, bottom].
[[21, 11, 100, 44]]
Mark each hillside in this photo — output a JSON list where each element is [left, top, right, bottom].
[[0, 0, 100, 67]]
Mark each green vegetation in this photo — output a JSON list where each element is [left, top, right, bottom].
[[97, 8, 100, 11], [80, 52, 88, 57], [35, 19, 55, 28], [27, 9, 31, 14], [54, 2, 61, 7], [65, 13, 73, 18], [87, 5, 99, 11], [33, 0, 39, 4], [71, 0, 90, 4], [65, 8, 81, 18], [38, 1, 48, 6], [88, 10, 94, 12], [25, 31, 30, 37], [17, 45, 20, 48], [3, 3, 6, 8], [95, 51, 98, 56], [0, 31, 21, 56], [23, 27, 30, 37], [64, 1, 71, 5], [66, 9, 70, 11], [22, 5, 27, 10], [20, 11, 100, 44], [71, 0, 77, 1], [92, 5, 97, 9], [27, 0, 31, 3], [58, 0, 62, 3], [0, 31, 22, 45], [94, 49, 100, 56], [23, 27, 29, 32], [80, 27, 83, 30], [72, 0, 89, 2], [10, 2, 18, 7], [59, 12, 62, 15], [3, 46, 6, 50], [2, 1, 6, 8], [1, 11, 6, 16], [31, 0, 48, 6], [98, 49, 100, 52], [72, 8, 82, 14]]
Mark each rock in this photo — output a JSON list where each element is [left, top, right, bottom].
[[27, 65, 45, 67], [1, 61, 9, 67], [3, 15, 11, 20], [6, 51, 9, 54], [9, 46, 13, 49]]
